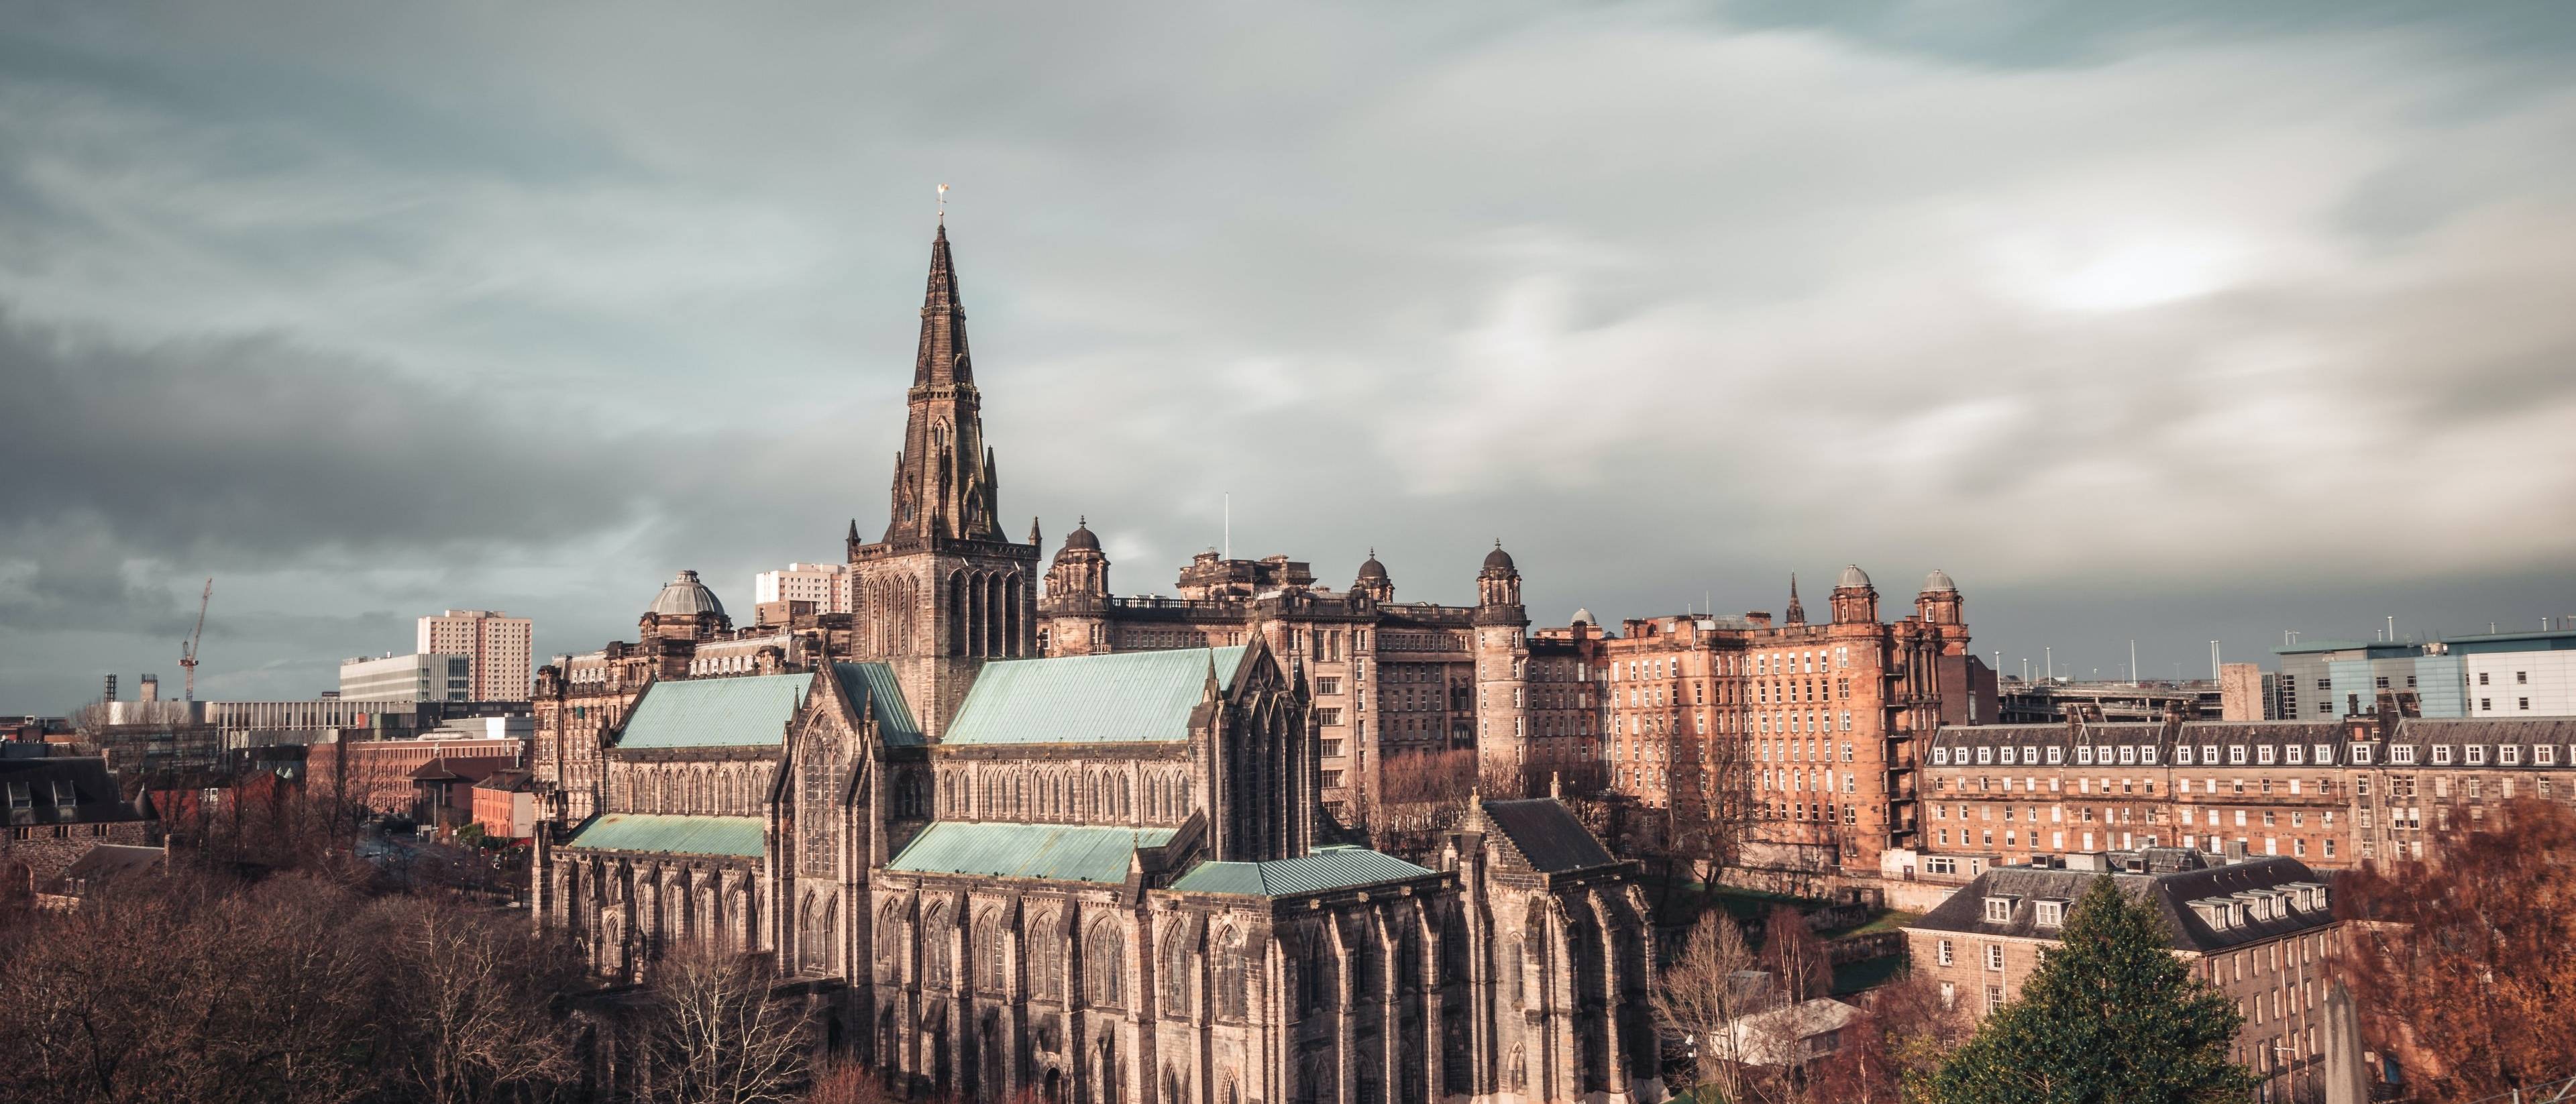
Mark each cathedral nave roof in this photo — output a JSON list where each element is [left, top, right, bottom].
[[616, 673, 812, 749], [888, 820, 1178, 883], [561, 812, 765, 858], [945, 645, 1248, 746], [1165, 845, 1436, 897]]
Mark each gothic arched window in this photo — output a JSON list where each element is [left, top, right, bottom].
[[1028, 912, 1060, 999], [1085, 922, 1124, 1007], [1159, 924, 1191, 1014], [924, 902, 953, 988], [1214, 926, 1248, 1019], [975, 910, 1006, 991]]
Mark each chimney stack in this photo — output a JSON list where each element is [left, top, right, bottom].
[[103, 673, 118, 703]]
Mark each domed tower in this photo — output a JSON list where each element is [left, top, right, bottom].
[[1352, 549, 1394, 604], [1829, 564, 1878, 625], [1476, 541, 1523, 609], [641, 569, 731, 641], [1783, 572, 1807, 626], [1038, 518, 1112, 656], [1473, 541, 1533, 795], [1917, 569, 1963, 626]]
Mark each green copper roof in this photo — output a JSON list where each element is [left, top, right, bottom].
[[1167, 846, 1436, 897], [617, 673, 809, 749], [562, 813, 764, 858], [945, 647, 1246, 746], [834, 663, 922, 746], [888, 821, 1177, 883]]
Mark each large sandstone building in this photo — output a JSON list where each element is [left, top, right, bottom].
[[1587, 571, 1997, 875], [529, 224, 1664, 1104]]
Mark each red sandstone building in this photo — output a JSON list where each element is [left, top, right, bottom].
[[1589, 569, 1995, 875]]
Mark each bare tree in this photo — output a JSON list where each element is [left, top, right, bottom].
[[642, 944, 814, 1104], [370, 893, 582, 1104], [1759, 905, 1830, 1005], [1647, 912, 1762, 1104]]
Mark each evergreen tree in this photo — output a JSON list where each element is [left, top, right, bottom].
[[1919, 876, 2255, 1104]]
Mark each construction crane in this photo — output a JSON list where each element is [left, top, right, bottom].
[[180, 577, 212, 701]]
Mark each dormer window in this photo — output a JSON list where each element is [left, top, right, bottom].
[[2141, 746, 2158, 765], [2176, 745, 2195, 765], [2430, 745, 2452, 765], [2285, 744, 2305, 765], [2119, 745, 2137, 765], [2202, 744, 2219, 763], [2000, 747, 2017, 766], [1933, 747, 1951, 766], [50, 779, 75, 808], [5, 781, 28, 810], [2538, 745, 2559, 766], [2313, 744, 2334, 765], [1984, 896, 2016, 923], [2501, 745, 2521, 766], [2033, 900, 2065, 928], [2047, 746, 2063, 765], [1976, 747, 1992, 765], [2229, 746, 2248, 765], [2077, 746, 2094, 765], [2257, 744, 2276, 765], [2023, 746, 2039, 765], [2354, 744, 2375, 765], [2465, 745, 2486, 766]]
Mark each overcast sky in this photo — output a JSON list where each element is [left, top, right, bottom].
[[5, 2, 2574, 712]]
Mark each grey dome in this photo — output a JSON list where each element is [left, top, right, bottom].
[[1571, 607, 1596, 626], [1835, 564, 1872, 590], [649, 569, 727, 618], [1921, 568, 1957, 593], [1062, 517, 1101, 553], [1356, 549, 1389, 582], [1483, 541, 1517, 572]]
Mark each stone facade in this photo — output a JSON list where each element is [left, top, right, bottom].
[[1034, 537, 1591, 810], [1909, 714, 2576, 883], [1, 757, 153, 899], [529, 224, 1662, 1104], [1902, 852, 2342, 1103]]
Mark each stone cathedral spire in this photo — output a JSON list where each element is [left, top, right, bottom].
[[883, 223, 1003, 545], [1784, 572, 1807, 625]]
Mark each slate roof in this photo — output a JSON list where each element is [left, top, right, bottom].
[[2392, 716, 2576, 752], [1906, 855, 2332, 954], [833, 662, 923, 746], [1167, 846, 1436, 897], [561, 813, 765, 858], [888, 822, 1177, 883], [1, 757, 148, 828], [1479, 798, 1617, 873], [61, 843, 166, 883], [617, 673, 810, 749], [945, 647, 1246, 746]]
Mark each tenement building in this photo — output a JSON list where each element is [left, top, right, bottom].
[[1909, 713, 2576, 883], [1589, 571, 1997, 875], [1902, 850, 2341, 1103], [529, 223, 1663, 1104]]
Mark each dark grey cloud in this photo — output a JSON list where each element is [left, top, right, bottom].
[[3, 2, 2575, 712]]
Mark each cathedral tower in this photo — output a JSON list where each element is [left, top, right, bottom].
[[843, 221, 1040, 737]]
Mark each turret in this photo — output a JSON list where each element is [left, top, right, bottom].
[[1829, 564, 1878, 625]]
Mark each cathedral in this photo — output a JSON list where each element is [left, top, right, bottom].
[[529, 223, 1664, 1104]]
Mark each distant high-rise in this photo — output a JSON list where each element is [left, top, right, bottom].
[[417, 610, 533, 701], [340, 652, 474, 702]]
